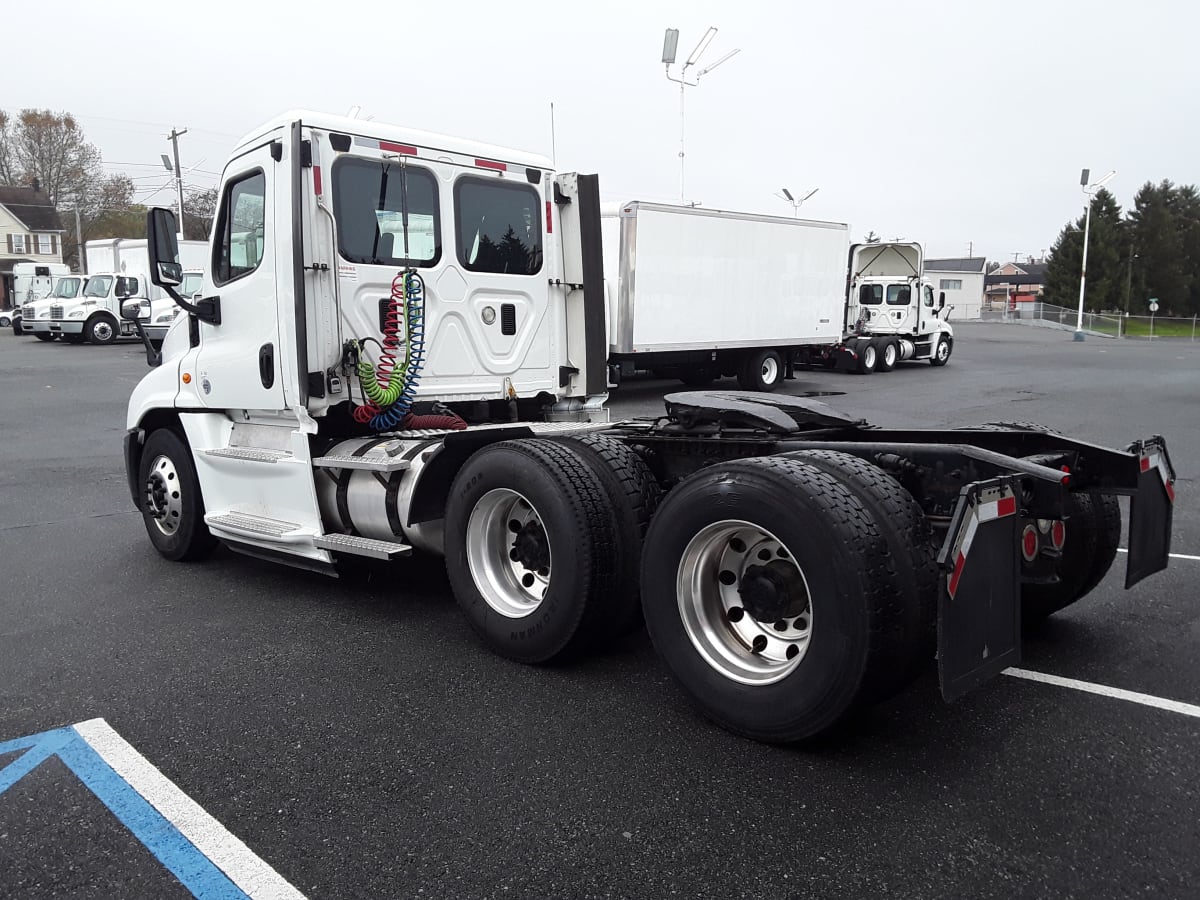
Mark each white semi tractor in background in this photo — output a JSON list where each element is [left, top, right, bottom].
[[47, 238, 206, 344], [120, 110, 1174, 744], [601, 203, 954, 390]]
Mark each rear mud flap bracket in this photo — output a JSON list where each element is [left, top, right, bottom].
[[936, 476, 1022, 701]]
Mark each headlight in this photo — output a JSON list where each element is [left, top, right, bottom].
[[154, 313, 174, 323]]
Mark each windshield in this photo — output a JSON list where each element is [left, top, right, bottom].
[[83, 275, 113, 298], [53, 277, 82, 299], [181, 272, 203, 296]]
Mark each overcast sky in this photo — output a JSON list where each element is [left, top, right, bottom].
[[5, 0, 1197, 262]]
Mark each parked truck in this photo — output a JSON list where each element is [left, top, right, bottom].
[[601, 203, 954, 390], [121, 111, 1174, 743], [49, 238, 206, 344], [17, 273, 87, 339]]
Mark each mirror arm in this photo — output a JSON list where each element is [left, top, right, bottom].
[[126, 312, 162, 367], [164, 283, 221, 325]]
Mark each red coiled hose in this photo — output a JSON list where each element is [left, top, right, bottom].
[[352, 271, 407, 424]]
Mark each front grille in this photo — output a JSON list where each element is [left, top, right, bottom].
[[22, 304, 35, 317], [49, 305, 63, 319]]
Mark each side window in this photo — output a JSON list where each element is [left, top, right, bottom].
[[213, 170, 267, 285], [924, 285, 935, 307], [333, 158, 440, 267], [886, 284, 912, 305], [116, 276, 139, 297], [455, 177, 542, 275], [858, 284, 882, 305]]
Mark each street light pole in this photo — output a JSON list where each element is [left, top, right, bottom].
[[662, 27, 739, 204], [1074, 168, 1115, 341], [775, 187, 819, 217]]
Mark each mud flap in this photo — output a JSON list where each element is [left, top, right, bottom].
[[1126, 437, 1175, 588], [937, 476, 1022, 702]]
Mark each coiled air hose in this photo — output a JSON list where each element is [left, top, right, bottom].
[[353, 270, 464, 431]]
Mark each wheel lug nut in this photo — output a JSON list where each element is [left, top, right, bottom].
[[727, 607, 745, 623]]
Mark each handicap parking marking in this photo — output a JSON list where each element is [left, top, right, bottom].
[[0, 718, 305, 900]]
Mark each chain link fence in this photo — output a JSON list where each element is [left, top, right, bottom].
[[981, 302, 1199, 340]]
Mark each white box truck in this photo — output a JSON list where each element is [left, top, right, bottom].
[[49, 238, 206, 344], [120, 110, 1173, 744], [601, 202, 955, 390]]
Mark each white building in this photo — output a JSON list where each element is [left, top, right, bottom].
[[0, 181, 65, 310], [924, 257, 987, 320]]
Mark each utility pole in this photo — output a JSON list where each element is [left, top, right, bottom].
[[168, 127, 188, 239], [74, 207, 85, 274], [1124, 243, 1136, 314]]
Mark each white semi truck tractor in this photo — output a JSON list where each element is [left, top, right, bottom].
[[121, 111, 1176, 743]]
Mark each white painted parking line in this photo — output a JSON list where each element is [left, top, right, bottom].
[[72, 719, 306, 899], [1004, 668, 1200, 719], [1116, 548, 1200, 561]]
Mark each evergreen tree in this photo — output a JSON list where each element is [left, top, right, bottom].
[[1127, 180, 1191, 316], [1042, 187, 1125, 311]]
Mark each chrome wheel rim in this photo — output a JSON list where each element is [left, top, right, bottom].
[[677, 520, 812, 685], [863, 345, 877, 368], [145, 454, 183, 536], [936, 339, 950, 361], [466, 488, 552, 618], [760, 356, 780, 386], [93, 320, 114, 342], [884, 343, 898, 367]]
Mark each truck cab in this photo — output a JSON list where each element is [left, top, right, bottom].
[[846, 242, 954, 366], [51, 271, 150, 344], [20, 274, 86, 340]]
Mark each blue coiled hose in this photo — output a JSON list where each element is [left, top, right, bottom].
[[369, 272, 426, 431]]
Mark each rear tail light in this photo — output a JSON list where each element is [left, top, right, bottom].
[[1050, 520, 1066, 551], [1021, 525, 1039, 562]]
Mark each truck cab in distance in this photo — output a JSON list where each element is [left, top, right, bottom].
[[20, 273, 85, 340]]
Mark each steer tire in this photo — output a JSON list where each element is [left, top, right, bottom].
[[139, 428, 217, 562], [737, 349, 784, 392], [930, 335, 952, 366], [444, 439, 618, 664], [785, 450, 939, 693], [554, 434, 661, 640], [62, 333, 85, 344], [640, 456, 911, 743], [86, 314, 119, 345]]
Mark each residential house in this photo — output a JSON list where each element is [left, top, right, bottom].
[[0, 181, 66, 309], [924, 257, 987, 320], [985, 259, 1047, 309]]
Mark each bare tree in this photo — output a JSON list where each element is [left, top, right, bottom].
[[3, 109, 102, 208], [0, 110, 17, 185], [183, 187, 218, 241]]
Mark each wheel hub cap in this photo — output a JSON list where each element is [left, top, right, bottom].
[[466, 489, 552, 618], [144, 455, 182, 536], [739, 561, 808, 622]]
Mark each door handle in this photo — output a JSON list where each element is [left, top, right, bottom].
[[259, 343, 275, 389]]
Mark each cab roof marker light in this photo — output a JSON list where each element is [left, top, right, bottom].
[[476, 159, 506, 172]]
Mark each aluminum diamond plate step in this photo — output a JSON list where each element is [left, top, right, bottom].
[[313, 533, 412, 560], [312, 454, 410, 473], [206, 512, 303, 539], [206, 447, 291, 463]]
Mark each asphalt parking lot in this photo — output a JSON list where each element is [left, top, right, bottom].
[[1, 322, 1198, 899]]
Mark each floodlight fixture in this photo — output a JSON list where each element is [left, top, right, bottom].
[[781, 187, 794, 201], [696, 48, 740, 77], [1079, 168, 1090, 186], [160, 154, 173, 172], [1075, 168, 1116, 340], [662, 28, 679, 64], [686, 26, 717, 67]]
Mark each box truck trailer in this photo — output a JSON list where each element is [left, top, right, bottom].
[[601, 202, 954, 391], [119, 110, 1173, 744]]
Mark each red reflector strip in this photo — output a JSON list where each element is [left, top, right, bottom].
[[475, 158, 506, 171], [947, 552, 966, 598], [546, 201, 552, 234], [1166, 480, 1175, 503], [313, 166, 322, 196], [1141, 456, 1152, 472], [996, 496, 1017, 518], [380, 141, 417, 155]]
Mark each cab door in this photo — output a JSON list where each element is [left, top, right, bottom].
[[192, 140, 285, 412]]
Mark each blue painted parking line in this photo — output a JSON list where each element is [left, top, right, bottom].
[[0, 719, 304, 899]]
